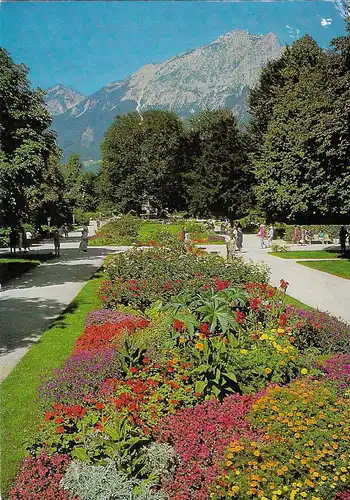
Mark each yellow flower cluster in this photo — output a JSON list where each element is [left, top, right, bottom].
[[258, 329, 295, 355], [211, 380, 350, 500]]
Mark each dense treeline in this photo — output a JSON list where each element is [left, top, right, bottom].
[[100, 26, 349, 223], [1, 24, 349, 230]]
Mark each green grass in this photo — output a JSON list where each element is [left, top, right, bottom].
[[269, 250, 342, 259], [138, 222, 182, 240], [297, 260, 350, 279], [0, 274, 104, 497], [284, 293, 313, 310]]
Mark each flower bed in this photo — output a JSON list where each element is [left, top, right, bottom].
[[9, 247, 350, 500]]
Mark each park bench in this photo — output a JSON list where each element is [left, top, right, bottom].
[[310, 234, 332, 244]]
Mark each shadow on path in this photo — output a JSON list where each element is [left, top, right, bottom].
[[1, 247, 120, 290], [0, 295, 67, 354]]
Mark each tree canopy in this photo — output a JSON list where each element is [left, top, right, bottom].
[[183, 109, 253, 219], [100, 110, 186, 213], [0, 48, 64, 228], [249, 33, 350, 223]]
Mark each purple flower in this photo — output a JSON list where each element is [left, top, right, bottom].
[[38, 348, 121, 406], [85, 308, 133, 327], [323, 354, 350, 392], [293, 308, 350, 354]]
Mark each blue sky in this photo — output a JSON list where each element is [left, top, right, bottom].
[[1, 1, 347, 96]]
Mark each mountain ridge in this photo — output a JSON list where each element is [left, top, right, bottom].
[[47, 30, 285, 161]]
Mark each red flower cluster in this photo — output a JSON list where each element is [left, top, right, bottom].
[[156, 393, 258, 500], [335, 492, 350, 500], [74, 317, 149, 353], [280, 278, 289, 291], [215, 278, 230, 291], [173, 319, 187, 332], [235, 310, 246, 324], [249, 298, 261, 311], [9, 451, 78, 500], [44, 404, 88, 433]]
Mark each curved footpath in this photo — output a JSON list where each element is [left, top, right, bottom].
[[202, 235, 350, 324], [0, 233, 129, 382]]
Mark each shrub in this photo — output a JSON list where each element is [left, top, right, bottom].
[[155, 394, 258, 500], [0, 226, 11, 248], [97, 215, 141, 239], [60, 459, 134, 500], [212, 380, 350, 500], [9, 451, 76, 500]]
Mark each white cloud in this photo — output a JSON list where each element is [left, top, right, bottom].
[[320, 17, 332, 27]]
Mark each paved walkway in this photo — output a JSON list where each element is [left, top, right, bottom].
[[0, 233, 128, 382], [200, 236, 350, 324]]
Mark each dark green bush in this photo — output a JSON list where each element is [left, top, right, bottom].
[[98, 215, 141, 239]]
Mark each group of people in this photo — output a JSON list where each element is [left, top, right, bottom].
[[225, 223, 243, 259], [257, 224, 274, 249], [293, 226, 323, 245], [9, 228, 33, 255], [53, 225, 88, 257]]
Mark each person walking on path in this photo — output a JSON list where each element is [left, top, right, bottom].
[[293, 226, 300, 245], [78, 226, 89, 254], [53, 229, 61, 257], [257, 224, 266, 249], [25, 229, 32, 250], [267, 225, 274, 247], [9, 229, 17, 256], [339, 226, 348, 253], [225, 232, 233, 260], [18, 230, 24, 252], [236, 227, 243, 252]]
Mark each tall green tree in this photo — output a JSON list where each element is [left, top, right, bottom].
[[250, 34, 350, 223], [0, 48, 63, 227], [61, 153, 84, 209], [100, 110, 186, 213], [183, 109, 252, 219]]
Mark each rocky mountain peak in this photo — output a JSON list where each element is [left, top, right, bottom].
[[45, 84, 85, 115], [50, 29, 285, 161]]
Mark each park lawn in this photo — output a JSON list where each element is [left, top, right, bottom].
[[269, 250, 341, 259], [297, 259, 350, 279], [138, 222, 183, 240], [0, 274, 104, 496], [284, 293, 313, 310]]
